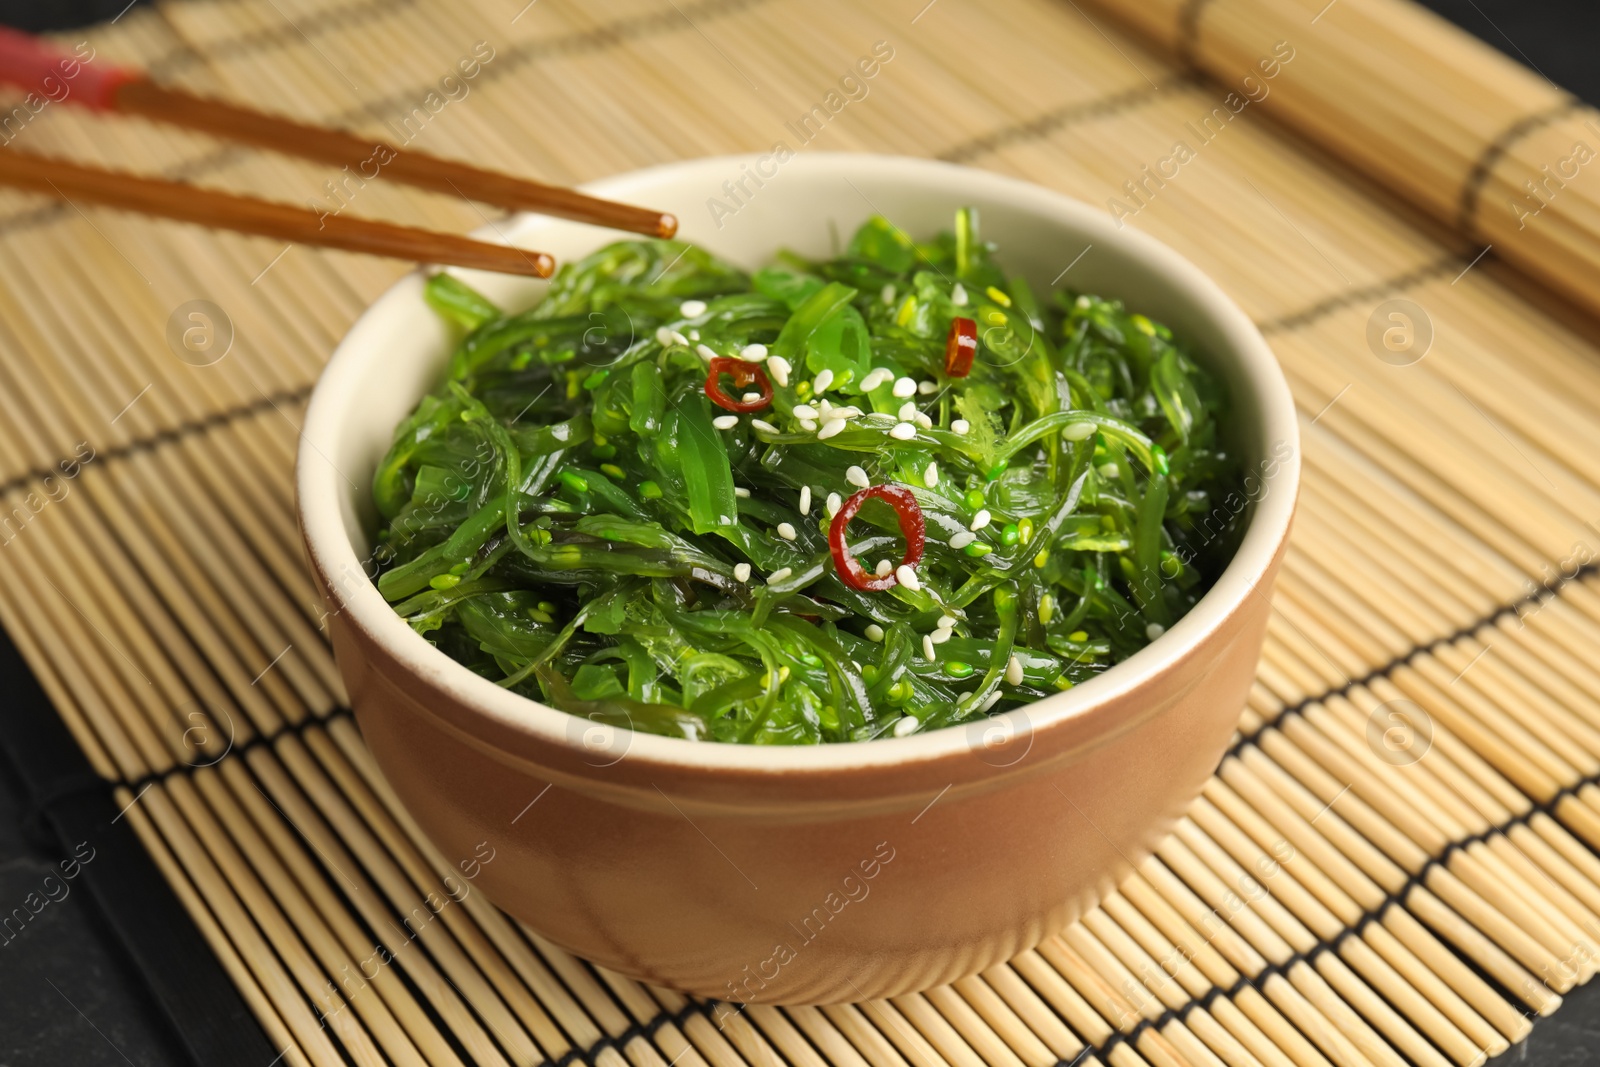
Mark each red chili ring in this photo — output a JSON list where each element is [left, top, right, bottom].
[[705, 356, 773, 412], [828, 484, 926, 592], [944, 316, 977, 377]]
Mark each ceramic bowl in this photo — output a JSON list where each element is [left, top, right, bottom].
[[297, 153, 1298, 1005]]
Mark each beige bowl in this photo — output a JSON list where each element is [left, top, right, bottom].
[[297, 154, 1298, 1005]]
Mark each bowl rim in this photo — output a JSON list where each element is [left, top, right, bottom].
[[297, 152, 1299, 776]]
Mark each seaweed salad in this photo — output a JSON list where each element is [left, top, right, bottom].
[[371, 209, 1242, 744]]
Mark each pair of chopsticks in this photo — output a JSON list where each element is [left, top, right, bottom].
[[0, 28, 677, 277]]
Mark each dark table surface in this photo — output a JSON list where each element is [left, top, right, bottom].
[[4, 1, 1600, 1064]]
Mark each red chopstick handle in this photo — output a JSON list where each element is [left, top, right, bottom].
[[0, 27, 138, 111]]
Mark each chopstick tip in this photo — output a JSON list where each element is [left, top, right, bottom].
[[657, 213, 679, 239]]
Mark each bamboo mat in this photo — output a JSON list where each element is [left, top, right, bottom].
[[1083, 0, 1600, 322], [6, 0, 1600, 1064]]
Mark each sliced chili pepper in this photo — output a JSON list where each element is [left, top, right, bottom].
[[944, 316, 977, 377], [705, 356, 773, 412], [829, 484, 926, 592]]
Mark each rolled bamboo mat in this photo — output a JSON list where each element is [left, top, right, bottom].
[[1079, 0, 1600, 320], [4, 0, 1600, 1064]]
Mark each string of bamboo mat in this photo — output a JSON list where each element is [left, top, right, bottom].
[[2, 0, 1600, 1064]]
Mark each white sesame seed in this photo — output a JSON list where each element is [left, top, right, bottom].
[[751, 419, 778, 434], [800, 419, 819, 432], [655, 326, 674, 346], [1062, 421, 1097, 441], [825, 406, 861, 421], [981, 691, 1004, 712], [1099, 462, 1120, 478], [970, 509, 992, 531], [1075, 294, 1092, 308], [951, 282, 968, 306], [893, 715, 920, 737], [861, 368, 892, 391], [951, 418, 971, 435], [889, 422, 916, 440], [924, 462, 939, 488], [689, 329, 700, 341], [881, 284, 897, 305], [767, 356, 791, 387], [777, 522, 797, 541], [948, 531, 977, 550], [734, 487, 751, 498], [914, 413, 933, 429], [892, 376, 917, 398], [792, 404, 818, 420], [922, 634, 936, 661], [817, 420, 846, 440], [930, 627, 952, 645], [696, 343, 719, 362], [896, 564, 921, 591], [918, 380, 938, 395], [865, 623, 885, 642], [846, 465, 870, 488], [937, 614, 957, 628], [712, 415, 739, 430], [768, 567, 792, 583], [897, 401, 918, 421], [734, 562, 752, 582], [740, 343, 768, 362], [818, 398, 833, 415], [742, 391, 763, 404], [671, 331, 690, 347], [1146, 622, 1166, 641], [827, 493, 842, 517], [876, 559, 894, 577], [1005, 654, 1024, 686], [813, 369, 835, 393], [799, 486, 811, 514], [680, 299, 707, 317]]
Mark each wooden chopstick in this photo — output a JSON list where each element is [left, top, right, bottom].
[[110, 79, 679, 240], [0, 26, 677, 240], [0, 150, 555, 277]]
